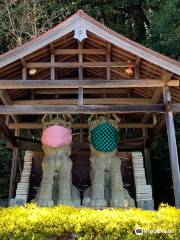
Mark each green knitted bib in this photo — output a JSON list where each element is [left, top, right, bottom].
[[90, 122, 119, 152]]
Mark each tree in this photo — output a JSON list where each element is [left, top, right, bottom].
[[0, 0, 151, 52], [145, 0, 180, 58]]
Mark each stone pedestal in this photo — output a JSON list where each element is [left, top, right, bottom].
[[15, 151, 33, 203], [132, 152, 154, 210]]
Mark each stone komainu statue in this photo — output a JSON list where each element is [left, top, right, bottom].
[[36, 114, 80, 207], [83, 114, 135, 208]]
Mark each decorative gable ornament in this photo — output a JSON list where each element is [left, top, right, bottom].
[[74, 26, 87, 41]]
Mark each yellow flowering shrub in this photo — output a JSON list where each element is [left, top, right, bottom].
[[0, 204, 179, 240]]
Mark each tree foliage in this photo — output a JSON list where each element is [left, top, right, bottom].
[[0, 2, 152, 50], [0, 139, 12, 199], [145, 0, 180, 58], [0, 0, 179, 57]]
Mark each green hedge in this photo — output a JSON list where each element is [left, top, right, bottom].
[[0, 204, 179, 240]]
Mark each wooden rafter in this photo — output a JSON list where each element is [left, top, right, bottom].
[[8, 122, 154, 129], [55, 48, 106, 55], [6, 136, 145, 151], [78, 41, 83, 106], [13, 98, 153, 105], [21, 58, 27, 80], [0, 90, 20, 123], [0, 119, 17, 147], [0, 79, 178, 89], [142, 71, 173, 123], [0, 104, 165, 115], [26, 61, 134, 68], [106, 43, 111, 81], [33, 88, 128, 95]]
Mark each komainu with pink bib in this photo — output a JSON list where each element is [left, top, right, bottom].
[[36, 114, 80, 207]]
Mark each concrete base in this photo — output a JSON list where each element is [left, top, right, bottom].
[[137, 199, 154, 210], [9, 198, 26, 206], [37, 199, 54, 207]]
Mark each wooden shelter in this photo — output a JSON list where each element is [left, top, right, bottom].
[[0, 10, 180, 207]]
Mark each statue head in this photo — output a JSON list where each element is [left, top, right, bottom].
[[41, 114, 73, 149], [42, 114, 73, 129], [98, 115, 109, 122]]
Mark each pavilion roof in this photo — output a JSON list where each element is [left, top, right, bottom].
[[0, 10, 179, 117]]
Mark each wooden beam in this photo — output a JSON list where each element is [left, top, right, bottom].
[[0, 90, 20, 123], [106, 43, 111, 81], [50, 43, 55, 54], [143, 128, 153, 185], [21, 58, 27, 80], [13, 98, 153, 105], [142, 71, 173, 123], [20, 58, 26, 67], [0, 119, 17, 147], [8, 122, 154, 130], [7, 141, 144, 151], [0, 90, 14, 105], [0, 104, 165, 115], [51, 53, 55, 81], [9, 148, 18, 198], [0, 79, 178, 89], [22, 67, 27, 80], [78, 41, 83, 106], [55, 48, 107, 55], [78, 88, 83, 106], [135, 57, 140, 79], [33, 88, 128, 95], [163, 86, 180, 208], [172, 104, 180, 113], [6, 137, 144, 151], [9, 128, 22, 198], [50, 42, 55, 81], [146, 114, 166, 147], [142, 88, 163, 123], [26, 62, 135, 68]]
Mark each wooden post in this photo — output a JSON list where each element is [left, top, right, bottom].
[[0, 90, 20, 123], [50, 43, 55, 81], [21, 58, 27, 80], [163, 86, 180, 208], [135, 57, 140, 80], [9, 128, 21, 198], [106, 43, 111, 81], [51, 54, 55, 81], [143, 128, 153, 185], [22, 67, 27, 80], [15, 128, 22, 176], [78, 88, 83, 106], [0, 119, 18, 147], [78, 41, 83, 106], [9, 148, 18, 198]]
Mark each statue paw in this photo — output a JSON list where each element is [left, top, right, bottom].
[[82, 197, 91, 207], [57, 199, 73, 206], [110, 198, 128, 208], [90, 198, 107, 208], [37, 199, 54, 207]]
